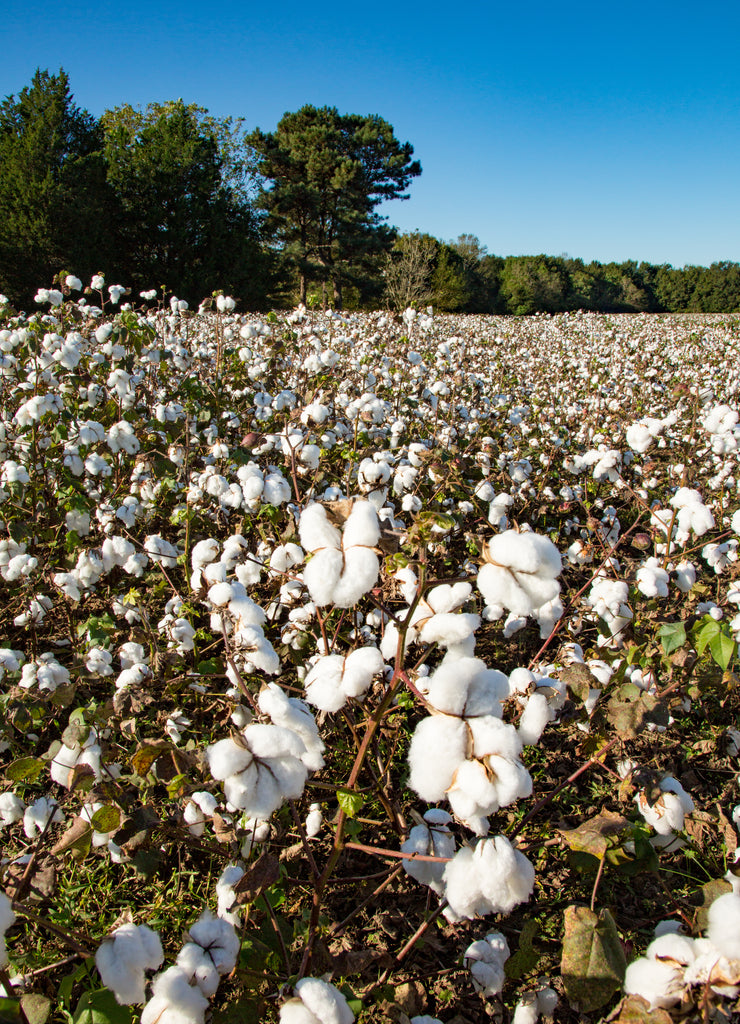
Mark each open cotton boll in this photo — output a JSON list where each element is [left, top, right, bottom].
[[303, 548, 345, 607], [0, 791, 25, 827], [330, 546, 379, 608], [299, 503, 342, 552], [442, 835, 535, 921], [635, 777, 694, 836], [407, 715, 467, 802], [464, 930, 510, 996], [176, 912, 239, 997], [417, 611, 480, 647], [305, 803, 323, 838], [518, 692, 555, 745], [287, 977, 355, 1024], [23, 796, 63, 838], [258, 683, 325, 770], [707, 893, 740, 960], [0, 890, 15, 969], [401, 809, 455, 894], [423, 656, 507, 718], [95, 922, 164, 1004], [140, 965, 209, 1024], [623, 957, 685, 1009], [478, 530, 562, 618], [216, 864, 245, 924]]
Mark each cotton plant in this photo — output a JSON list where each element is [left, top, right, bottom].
[[633, 773, 694, 849], [442, 835, 536, 922]]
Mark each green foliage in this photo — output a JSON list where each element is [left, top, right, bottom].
[[248, 105, 420, 307], [0, 69, 113, 305]]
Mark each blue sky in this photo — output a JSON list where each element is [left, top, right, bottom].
[[3, 0, 739, 267]]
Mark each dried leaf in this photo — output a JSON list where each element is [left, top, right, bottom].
[[561, 663, 598, 704], [131, 742, 168, 777], [608, 994, 674, 1023], [562, 905, 626, 1012], [692, 877, 732, 932], [232, 851, 280, 905], [560, 811, 630, 860], [606, 687, 668, 740], [51, 816, 92, 862]]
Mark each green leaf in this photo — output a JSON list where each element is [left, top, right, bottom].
[[709, 631, 736, 671], [657, 621, 686, 656], [5, 756, 45, 783], [694, 616, 721, 654], [337, 788, 365, 818], [0, 998, 23, 1024], [504, 918, 540, 979], [90, 806, 120, 833], [561, 906, 626, 1013], [72, 989, 133, 1024]]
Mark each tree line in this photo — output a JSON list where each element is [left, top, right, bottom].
[[2, 68, 739, 315]]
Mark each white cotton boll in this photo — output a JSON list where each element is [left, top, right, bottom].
[[216, 864, 245, 923], [178, 913, 239, 996], [23, 796, 63, 838], [401, 811, 455, 894], [340, 647, 385, 698], [442, 836, 535, 921], [636, 557, 670, 599], [258, 683, 325, 770], [645, 932, 696, 965], [305, 803, 323, 838], [674, 560, 696, 593], [0, 890, 16, 969], [342, 500, 380, 549], [280, 1000, 321, 1024], [208, 581, 234, 606], [303, 548, 344, 607], [207, 738, 253, 780], [330, 546, 379, 608], [518, 693, 554, 745], [292, 977, 355, 1024], [418, 611, 480, 647], [408, 715, 467, 802], [0, 792, 25, 827], [141, 966, 209, 1024], [304, 656, 347, 712], [707, 893, 740, 960], [464, 930, 510, 996], [623, 957, 684, 1009], [95, 922, 164, 1004], [299, 504, 342, 552], [192, 538, 220, 571]]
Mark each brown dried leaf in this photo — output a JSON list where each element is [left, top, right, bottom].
[[232, 851, 280, 905], [562, 906, 626, 1012], [560, 811, 630, 859], [608, 994, 674, 1024], [50, 815, 92, 862], [561, 663, 598, 704]]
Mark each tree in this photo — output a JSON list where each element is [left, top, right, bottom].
[[102, 101, 271, 306], [384, 231, 437, 310], [249, 105, 421, 307], [0, 69, 113, 304]]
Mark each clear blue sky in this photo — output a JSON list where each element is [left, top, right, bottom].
[[3, 0, 739, 268]]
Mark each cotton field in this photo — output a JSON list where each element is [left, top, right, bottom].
[[1, 281, 740, 1023]]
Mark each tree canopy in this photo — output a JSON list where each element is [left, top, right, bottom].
[[248, 105, 421, 307], [0, 69, 113, 303]]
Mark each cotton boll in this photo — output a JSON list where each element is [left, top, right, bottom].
[[0, 792, 25, 827], [95, 923, 164, 1004], [292, 977, 355, 1024], [305, 803, 323, 838], [207, 738, 254, 780], [401, 809, 455, 894], [464, 930, 510, 996], [707, 893, 740, 960], [623, 957, 685, 1009], [141, 966, 209, 1024], [330, 546, 379, 608], [518, 692, 555, 745], [299, 504, 342, 552], [0, 891, 16, 969], [177, 912, 239, 997], [408, 715, 467, 802], [443, 836, 535, 921], [258, 683, 325, 770], [303, 548, 344, 607]]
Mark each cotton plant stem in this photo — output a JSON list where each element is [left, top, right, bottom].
[[328, 865, 403, 936], [344, 841, 451, 863], [12, 905, 94, 957], [297, 563, 428, 979]]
